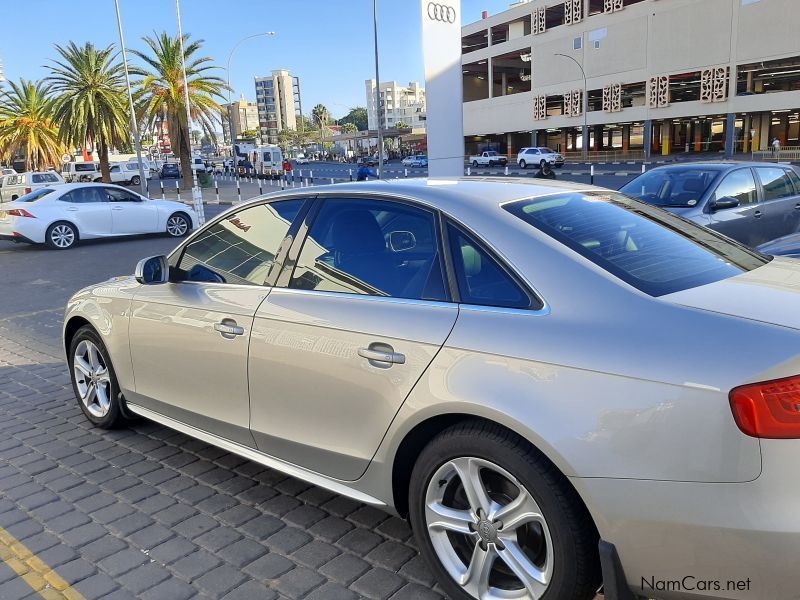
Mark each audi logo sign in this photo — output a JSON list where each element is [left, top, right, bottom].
[[427, 2, 456, 23]]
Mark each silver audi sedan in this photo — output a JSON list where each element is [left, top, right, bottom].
[[64, 179, 800, 600]]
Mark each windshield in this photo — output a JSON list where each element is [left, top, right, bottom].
[[19, 188, 56, 202], [75, 163, 96, 172], [620, 167, 722, 207], [504, 191, 769, 297]]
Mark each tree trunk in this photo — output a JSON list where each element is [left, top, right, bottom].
[[98, 138, 111, 183], [177, 117, 193, 191]]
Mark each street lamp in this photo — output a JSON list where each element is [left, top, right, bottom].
[[554, 52, 588, 159], [373, 0, 384, 178], [226, 32, 275, 145]]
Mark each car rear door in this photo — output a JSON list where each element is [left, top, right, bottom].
[[126, 198, 309, 445], [705, 167, 767, 246], [248, 196, 458, 481], [104, 187, 159, 234], [754, 166, 800, 242], [59, 187, 112, 236]]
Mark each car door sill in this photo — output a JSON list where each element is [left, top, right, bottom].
[[126, 402, 385, 507]]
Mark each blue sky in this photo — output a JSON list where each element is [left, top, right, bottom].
[[3, 0, 509, 120]]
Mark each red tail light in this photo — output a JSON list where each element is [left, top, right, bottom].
[[7, 209, 35, 218], [24, 187, 31, 194], [730, 375, 800, 438]]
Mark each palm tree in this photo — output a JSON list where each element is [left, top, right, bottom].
[[0, 79, 64, 171], [132, 32, 227, 189], [311, 104, 330, 157], [46, 42, 130, 183]]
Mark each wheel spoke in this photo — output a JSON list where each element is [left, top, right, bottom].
[[74, 356, 92, 377], [87, 344, 100, 370], [497, 541, 549, 599], [83, 382, 96, 404], [492, 487, 545, 532], [426, 501, 476, 535], [461, 541, 496, 597], [450, 457, 494, 516]]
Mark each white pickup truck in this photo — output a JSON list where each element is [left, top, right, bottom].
[[469, 151, 508, 167]]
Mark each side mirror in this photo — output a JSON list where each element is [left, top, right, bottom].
[[389, 230, 417, 252], [135, 255, 169, 284], [711, 196, 740, 211]]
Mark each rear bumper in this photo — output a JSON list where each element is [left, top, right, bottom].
[[577, 439, 800, 599], [0, 232, 35, 244]]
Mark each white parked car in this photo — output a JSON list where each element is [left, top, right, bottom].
[[0, 171, 65, 203], [61, 162, 99, 183], [517, 147, 565, 169], [108, 162, 150, 186], [0, 183, 197, 249], [295, 154, 309, 165], [191, 157, 209, 174]]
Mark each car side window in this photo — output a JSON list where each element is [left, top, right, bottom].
[[289, 198, 449, 301], [110, 166, 120, 173], [105, 187, 141, 202], [756, 167, 796, 201], [61, 187, 107, 204], [786, 169, 800, 193], [178, 199, 304, 286], [447, 223, 533, 309], [714, 169, 757, 205]]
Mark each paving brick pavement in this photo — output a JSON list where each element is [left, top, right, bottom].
[[0, 322, 445, 599]]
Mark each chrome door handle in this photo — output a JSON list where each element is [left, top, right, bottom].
[[112, 206, 124, 211], [65, 206, 78, 211], [214, 320, 244, 338], [358, 346, 406, 365], [754, 210, 762, 218]]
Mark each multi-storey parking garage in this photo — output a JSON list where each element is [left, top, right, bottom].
[[462, 0, 800, 159]]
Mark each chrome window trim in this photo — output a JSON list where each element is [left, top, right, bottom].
[[273, 281, 457, 310]]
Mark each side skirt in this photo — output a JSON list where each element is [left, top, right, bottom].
[[126, 402, 386, 507]]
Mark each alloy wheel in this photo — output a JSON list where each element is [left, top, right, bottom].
[[166, 215, 188, 236], [50, 224, 75, 248], [425, 456, 554, 600], [72, 340, 112, 418]]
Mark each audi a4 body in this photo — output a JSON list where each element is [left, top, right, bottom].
[[64, 179, 800, 600]]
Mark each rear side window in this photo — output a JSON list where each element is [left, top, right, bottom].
[[447, 223, 534, 309], [19, 188, 55, 202], [756, 167, 796, 201], [504, 192, 769, 297]]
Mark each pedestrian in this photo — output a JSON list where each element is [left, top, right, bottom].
[[356, 164, 378, 181], [772, 137, 781, 157], [533, 162, 556, 180], [282, 159, 293, 184]]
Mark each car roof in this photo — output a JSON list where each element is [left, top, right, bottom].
[[646, 161, 795, 172]]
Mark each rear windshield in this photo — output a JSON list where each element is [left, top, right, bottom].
[[620, 167, 722, 207], [75, 163, 96, 172], [504, 191, 770, 296], [19, 188, 55, 202], [32, 173, 61, 183]]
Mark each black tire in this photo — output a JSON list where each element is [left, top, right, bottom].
[[131, 175, 141, 186], [472, 160, 479, 168], [166, 212, 191, 237], [519, 160, 527, 169], [68, 325, 127, 429], [45, 221, 78, 250], [409, 421, 601, 600]]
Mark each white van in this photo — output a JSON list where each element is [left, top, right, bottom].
[[109, 162, 150, 185], [61, 162, 98, 183], [0, 171, 64, 203]]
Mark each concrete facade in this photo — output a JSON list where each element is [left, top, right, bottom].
[[255, 70, 303, 145], [220, 96, 260, 144], [461, 0, 800, 158], [366, 80, 427, 131]]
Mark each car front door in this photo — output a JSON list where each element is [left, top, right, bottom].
[[126, 198, 307, 446], [754, 166, 800, 242], [705, 168, 767, 246], [104, 187, 159, 234], [248, 196, 458, 480], [59, 187, 112, 236]]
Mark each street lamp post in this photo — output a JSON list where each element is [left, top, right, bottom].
[[373, 0, 384, 179], [554, 52, 588, 160], [113, 0, 147, 196], [226, 32, 275, 147]]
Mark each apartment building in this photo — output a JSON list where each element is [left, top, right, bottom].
[[221, 96, 259, 143], [461, 0, 800, 157], [366, 80, 427, 131], [254, 70, 303, 145]]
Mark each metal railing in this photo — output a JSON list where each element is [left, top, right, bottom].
[[562, 149, 645, 162], [754, 147, 800, 161]]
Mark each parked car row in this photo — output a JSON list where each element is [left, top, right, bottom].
[[401, 155, 428, 168], [61, 161, 153, 185], [64, 177, 800, 600]]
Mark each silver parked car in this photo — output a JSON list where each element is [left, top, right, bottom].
[[64, 179, 800, 600]]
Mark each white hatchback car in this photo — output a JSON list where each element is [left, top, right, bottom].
[[0, 183, 197, 249], [0, 171, 65, 203]]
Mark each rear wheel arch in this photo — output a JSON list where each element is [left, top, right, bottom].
[[391, 413, 590, 520]]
